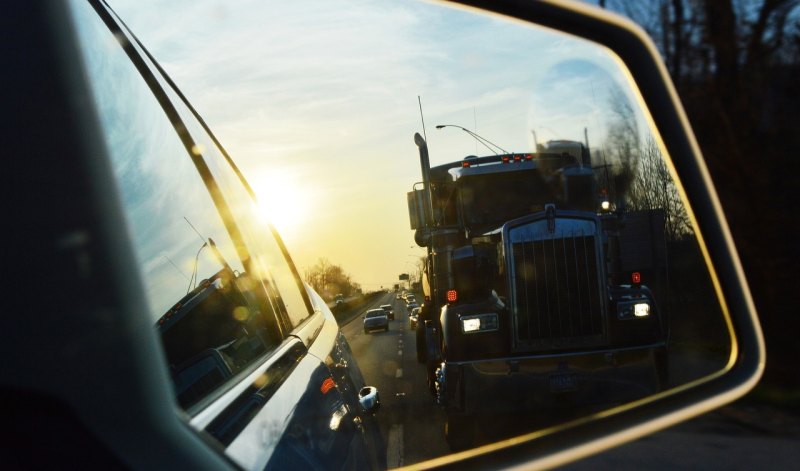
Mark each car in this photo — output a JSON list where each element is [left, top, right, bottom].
[[396, 293, 402, 300], [4, 1, 766, 470], [2, 2, 385, 470], [379, 304, 394, 320], [409, 307, 420, 330], [363, 309, 389, 333]]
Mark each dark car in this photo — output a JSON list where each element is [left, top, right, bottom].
[[380, 304, 394, 320], [363, 309, 389, 333], [1, 2, 384, 469]]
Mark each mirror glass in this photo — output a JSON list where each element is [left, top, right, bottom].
[[108, 0, 732, 465]]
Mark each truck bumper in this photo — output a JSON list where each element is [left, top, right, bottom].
[[442, 343, 666, 418]]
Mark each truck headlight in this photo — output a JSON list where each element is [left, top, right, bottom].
[[617, 300, 651, 319], [460, 313, 499, 334]]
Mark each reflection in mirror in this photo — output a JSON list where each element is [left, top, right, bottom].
[[108, 0, 732, 466]]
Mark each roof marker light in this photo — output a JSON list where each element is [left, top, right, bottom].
[[501, 156, 510, 163], [446, 290, 458, 303], [632, 272, 642, 284]]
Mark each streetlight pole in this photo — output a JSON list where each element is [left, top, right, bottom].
[[435, 124, 508, 155]]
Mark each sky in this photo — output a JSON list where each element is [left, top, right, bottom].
[[107, 0, 648, 291]]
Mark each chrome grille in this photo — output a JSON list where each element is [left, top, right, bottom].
[[511, 231, 606, 351]]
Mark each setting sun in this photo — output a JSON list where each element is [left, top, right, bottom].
[[248, 168, 312, 242]]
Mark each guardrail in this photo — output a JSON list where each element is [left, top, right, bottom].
[[328, 292, 387, 324]]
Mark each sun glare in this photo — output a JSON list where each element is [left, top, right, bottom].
[[249, 169, 311, 241]]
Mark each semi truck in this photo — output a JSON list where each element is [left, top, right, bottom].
[[407, 133, 669, 449]]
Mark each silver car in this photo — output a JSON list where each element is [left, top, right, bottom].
[[363, 308, 389, 333]]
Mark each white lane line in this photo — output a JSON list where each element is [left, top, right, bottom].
[[387, 424, 404, 468], [398, 350, 403, 356], [395, 368, 403, 378]]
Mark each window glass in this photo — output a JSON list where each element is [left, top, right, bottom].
[[124, 40, 315, 330], [193, 127, 315, 329], [71, 1, 282, 410]]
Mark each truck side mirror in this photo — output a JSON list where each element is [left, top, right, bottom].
[[407, 188, 427, 230]]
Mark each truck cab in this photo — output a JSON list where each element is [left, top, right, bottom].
[[408, 137, 669, 449]]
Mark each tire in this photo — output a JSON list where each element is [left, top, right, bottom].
[[364, 328, 369, 334], [415, 321, 426, 363], [423, 322, 442, 395], [445, 414, 474, 451], [384, 325, 389, 332]]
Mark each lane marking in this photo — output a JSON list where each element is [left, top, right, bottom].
[[395, 368, 403, 378], [398, 350, 403, 356], [387, 424, 404, 468]]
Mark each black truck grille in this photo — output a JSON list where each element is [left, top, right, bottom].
[[511, 233, 606, 351]]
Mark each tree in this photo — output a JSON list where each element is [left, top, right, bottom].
[[303, 258, 361, 300], [598, 0, 800, 385], [626, 136, 693, 241]]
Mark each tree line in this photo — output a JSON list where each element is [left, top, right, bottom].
[[303, 258, 361, 301], [598, 0, 799, 386]]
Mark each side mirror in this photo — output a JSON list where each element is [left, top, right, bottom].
[[358, 386, 381, 415], [15, 1, 763, 470]]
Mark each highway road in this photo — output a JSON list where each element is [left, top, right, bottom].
[[334, 292, 770, 469], [339, 292, 449, 468]]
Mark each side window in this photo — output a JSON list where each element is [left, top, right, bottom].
[[192, 132, 315, 329], [72, 2, 283, 411], [125, 39, 315, 330]]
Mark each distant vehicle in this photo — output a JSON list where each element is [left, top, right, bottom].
[[406, 302, 419, 312], [405, 295, 416, 305], [363, 308, 389, 333], [380, 304, 394, 320], [409, 307, 421, 329], [335, 294, 345, 306], [396, 293, 402, 300]]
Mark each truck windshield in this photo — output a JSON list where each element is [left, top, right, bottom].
[[458, 169, 555, 231]]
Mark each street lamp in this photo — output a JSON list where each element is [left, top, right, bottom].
[[435, 124, 508, 155]]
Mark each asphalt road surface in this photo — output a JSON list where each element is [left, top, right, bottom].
[[340, 293, 449, 468]]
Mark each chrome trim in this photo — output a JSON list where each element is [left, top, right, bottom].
[[189, 338, 304, 430]]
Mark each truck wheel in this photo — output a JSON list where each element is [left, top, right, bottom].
[[423, 322, 442, 396], [445, 414, 474, 451], [415, 322, 426, 364]]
